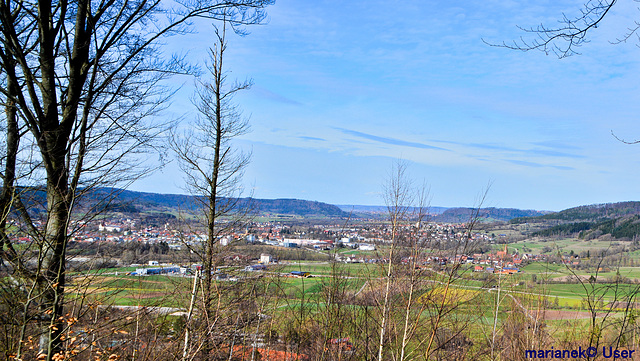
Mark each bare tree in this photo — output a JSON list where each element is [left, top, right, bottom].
[[377, 160, 413, 361], [374, 162, 488, 361], [397, 183, 430, 361], [487, 0, 618, 58], [551, 245, 640, 361], [171, 20, 254, 359], [0, 0, 272, 359], [418, 186, 489, 361]]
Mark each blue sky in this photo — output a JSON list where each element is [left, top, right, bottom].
[[132, 0, 640, 211]]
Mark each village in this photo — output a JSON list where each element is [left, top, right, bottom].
[[45, 215, 588, 278]]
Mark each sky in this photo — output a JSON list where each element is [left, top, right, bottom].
[[131, 0, 640, 211]]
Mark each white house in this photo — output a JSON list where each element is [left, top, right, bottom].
[[219, 236, 231, 246], [358, 243, 376, 251], [260, 253, 273, 264], [99, 224, 121, 232]]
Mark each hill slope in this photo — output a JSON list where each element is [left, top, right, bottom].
[[511, 201, 640, 240], [102, 189, 350, 217], [433, 207, 548, 223], [510, 201, 640, 224], [17, 187, 558, 221]]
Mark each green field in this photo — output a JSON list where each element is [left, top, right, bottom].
[[71, 259, 640, 318], [509, 236, 638, 256], [278, 261, 385, 277], [57, 257, 640, 361]]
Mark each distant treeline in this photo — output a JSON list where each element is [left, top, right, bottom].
[[511, 201, 640, 224], [531, 215, 640, 240], [531, 222, 595, 237], [434, 207, 547, 223], [14, 187, 350, 218]]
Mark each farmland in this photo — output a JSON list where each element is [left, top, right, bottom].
[[75, 257, 640, 322], [8, 200, 640, 360]]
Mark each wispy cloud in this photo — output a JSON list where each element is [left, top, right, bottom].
[[527, 149, 585, 159], [532, 140, 582, 150], [251, 86, 302, 106], [551, 165, 575, 171], [468, 143, 517, 151], [506, 159, 544, 168], [433, 140, 584, 159], [299, 136, 326, 142], [336, 128, 449, 151], [463, 142, 584, 158], [506, 159, 574, 170]]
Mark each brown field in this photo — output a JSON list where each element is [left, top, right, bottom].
[[529, 309, 606, 320]]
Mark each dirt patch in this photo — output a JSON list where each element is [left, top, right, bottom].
[[550, 275, 640, 283], [71, 275, 167, 288], [123, 292, 171, 299], [99, 276, 166, 285], [550, 275, 591, 283], [529, 309, 604, 320]]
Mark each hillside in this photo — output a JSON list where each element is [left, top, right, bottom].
[[510, 201, 640, 224], [15, 188, 350, 218], [93, 191, 550, 221], [511, 201, 640, 241], [18, 187, 555, 221], [245, 198, 349, 217], [97, 189, 350, 218], [336, 205, 450, 215], [432, 207, 548, 223]]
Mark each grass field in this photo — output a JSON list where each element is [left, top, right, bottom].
[[508, 236, 640, 259], [59, 258, 640, 361], [71, 259, 640, 318], [278, 261, 385, 277]]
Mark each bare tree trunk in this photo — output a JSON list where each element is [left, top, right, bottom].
[[378, 226, 396, 361], [183, 270, 200, 361], [491, 274, 502, 360], [379, 161, 412, 361], [0, 57, 22, 272], [39, 159, 70, 360], [201, 22, 224, 359], [170, 20, 253, 360]]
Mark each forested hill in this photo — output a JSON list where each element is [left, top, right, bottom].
[[17, 188, 350, 218], [510, 201, 640, 224], [21, 187, 554, 220], [93, 190, 548, 221], [336, 205, 450, 215], [432, 207, 548, 223], [509, 201, 640, 241], [242, 198, 351, 217], [99, 189, 351, 217]]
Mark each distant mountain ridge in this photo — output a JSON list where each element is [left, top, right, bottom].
[[337, 205, 450, 215], [432, 207, 549, 223], [336, 204, 545, 222], [510, 201, 640, 241], [102, 190, 551, 220], [14, 187, 351, 218], [245, 198, 349, 217], [106, 189, 350, 217], [510, 201, 640, 224], [22, 187, 612, 222]]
